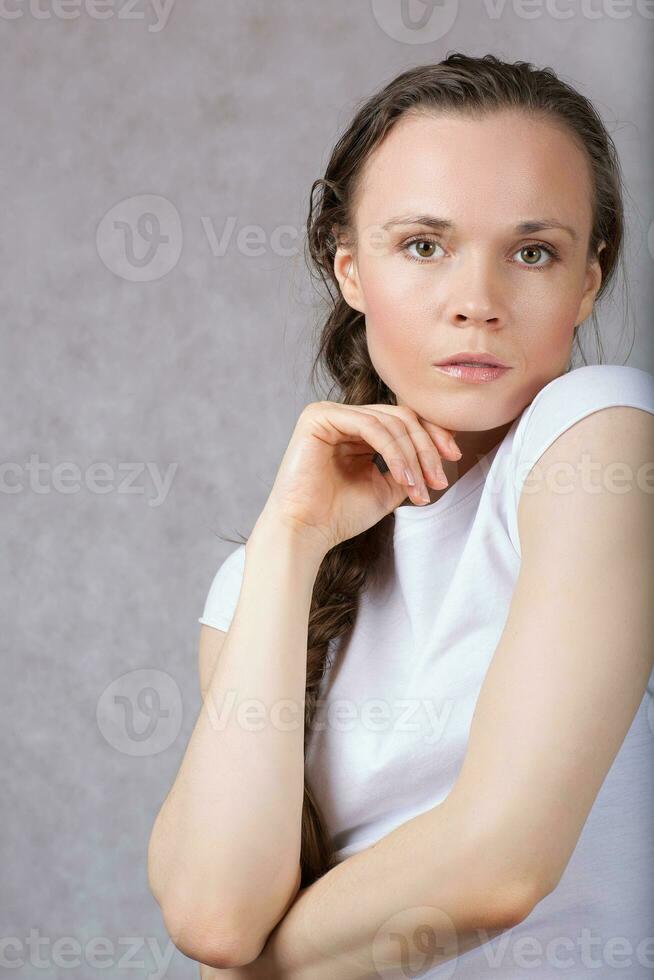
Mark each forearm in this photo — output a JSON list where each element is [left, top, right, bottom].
[[248, 800, 534, 979], [149, 512, 325, 948]]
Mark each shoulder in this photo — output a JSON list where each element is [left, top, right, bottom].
[[507, 365, 654, 556], [222, 541, 247, 570], [530, 363, 653, 397], [207, 542, 247, 583], [513, 364, 654, 480], [198, 543, 247, 632], [517, 400, 653, 559], [514, 364, 654, 447]]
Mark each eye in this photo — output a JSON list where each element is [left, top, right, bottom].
[[400, 237, 560, 269], [400, 237, 445, 263], [512, 242, 559, 269]]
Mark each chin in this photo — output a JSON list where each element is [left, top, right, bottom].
[[421, 399, 509, 428]]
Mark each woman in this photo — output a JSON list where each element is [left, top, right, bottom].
[[148, 53, 654, 978]]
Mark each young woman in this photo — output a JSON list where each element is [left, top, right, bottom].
[[148, 53, 654, 978]]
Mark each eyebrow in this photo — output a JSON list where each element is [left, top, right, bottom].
[[381, 214, 579, 243]]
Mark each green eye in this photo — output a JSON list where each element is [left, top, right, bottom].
[[401, 238, 445, 263], [399, 237, 560, 269], [513, 243, 559, 268], [413, 240, 438, 259], [521, 246, 541, 263]]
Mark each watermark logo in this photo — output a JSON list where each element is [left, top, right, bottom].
[[202, 689, 457, 745], [369, 0, 652, 44], [482, 0, 654, 20], [201, 214, 301, 258], [96, 668, 183, 756], [0, 929, 175, 979], [96, 194, 182, 282], [0, 455, 179, 507], [371, 905, 459, 978], [370, 0, 459, 42], [364, 912, 654, 975], [0, 0, 176, 32], [479, 925, 654, 970]]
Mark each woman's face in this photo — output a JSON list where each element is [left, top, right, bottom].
[[334, 109, 604, 456]]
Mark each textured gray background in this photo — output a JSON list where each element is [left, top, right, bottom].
[[1, 2, 652, 978]]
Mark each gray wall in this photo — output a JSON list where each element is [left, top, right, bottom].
[[1, 3, 652, 978]]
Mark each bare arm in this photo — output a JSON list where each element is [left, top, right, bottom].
[[204, 405, 654, 979], [191, 796, 535, 980], [246, 803, 534, 979], [147, 511, 326, 968]]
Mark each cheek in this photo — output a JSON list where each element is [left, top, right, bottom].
[[515, 298, 580, 405], [365, 318, 414, 390], [520, 297, 578, 360], [516, 261, 585, 324], [363, 262, 414, 315], [365, 299, 427, 382], [359, 264, 427, 361]]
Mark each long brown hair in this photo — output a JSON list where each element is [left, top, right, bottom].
[[220, 52, 629, 889]]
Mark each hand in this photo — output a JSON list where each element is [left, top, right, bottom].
[[261, 401, 461, 554]]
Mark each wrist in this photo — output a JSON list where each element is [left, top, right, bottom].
[[249, 509, 328, 572]]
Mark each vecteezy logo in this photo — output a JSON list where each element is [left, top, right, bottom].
[[371, 905, 459, 978], [96, 668, 183, 756], [370, 0, 459, 43], [96, 194, 182, 281]]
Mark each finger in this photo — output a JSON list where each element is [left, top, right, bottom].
[[357, 414, 438, 506], [419, 419, 462, 460], [359, 404, 461, 462], [313, 403, 429, 500], [355, 406, 449, 497]]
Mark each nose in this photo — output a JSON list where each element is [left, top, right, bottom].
[[445, 252, 505, 328]]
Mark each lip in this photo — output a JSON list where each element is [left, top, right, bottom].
[[433, 363, 510, 384], [433, 350, 509, 368]]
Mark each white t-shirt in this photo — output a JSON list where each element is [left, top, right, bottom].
[[198, 364, 654, 978]]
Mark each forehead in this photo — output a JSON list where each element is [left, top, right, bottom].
[[354, 110, 594, 238]]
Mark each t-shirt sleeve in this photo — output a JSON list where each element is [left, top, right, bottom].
[[507, 364, 654, 557], [198, 543, 247, 632]]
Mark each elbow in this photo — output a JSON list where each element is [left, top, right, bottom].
[[486, 875, 545, 931], [146, 823, 266, 967], [160, 901, 260, 970], [481, 851, 563, 930], [489, 857, 561, 929], [439, 793, 558, 931], [151, 852, 301, 968]]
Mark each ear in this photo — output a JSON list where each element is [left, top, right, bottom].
[[574, 240, 606, 326], [333, 245, 366, 314]]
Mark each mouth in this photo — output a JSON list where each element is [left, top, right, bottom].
[[446, 361, 500, 367], [432, 360, 511, 384], [433, 351, 510, 369]]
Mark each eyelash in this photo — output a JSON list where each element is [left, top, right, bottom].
[[400, 236, 561, 270]]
